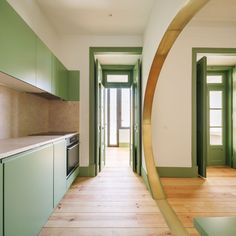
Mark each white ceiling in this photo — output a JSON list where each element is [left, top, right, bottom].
[[36, 0, 155, 35], [190, 0, 236, 27], [95, 54, 141, 65]]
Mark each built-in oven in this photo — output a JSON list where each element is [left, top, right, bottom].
[[66, 134, 79, 177]]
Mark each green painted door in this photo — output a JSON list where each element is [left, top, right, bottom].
[[233, 67, 236, 168], [0, 164, 3, 236], [3, 145, 54, 236], [132, 60, 141, 175], [95, 60, 105, 173], [196, 57, 207, 177], [206, 72, 226, 166], [53, 140, 67, 207], [36, 38, 52, 92], [0, 0, 36, 85]]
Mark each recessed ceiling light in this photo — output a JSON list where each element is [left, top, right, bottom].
[[108, 13, 112, 17]]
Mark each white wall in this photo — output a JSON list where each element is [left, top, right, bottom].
[[142, 0, 188, 169], [142, 0, 187, 99], [151, 24, 236, 167]]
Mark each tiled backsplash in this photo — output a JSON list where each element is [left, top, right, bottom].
[[49, 100, 79, 133], [0, 85, 79, 139]]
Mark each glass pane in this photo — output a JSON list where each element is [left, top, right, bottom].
[[121, 89, 130, 127], [209, 91, 222, 109], [210, 110, 222, 127], [210, 128, 222, 145], [105, 89, 108, 146], [109, 89, 117, 145], [107, 74, 128, 83], [207, 75, 223, 84]]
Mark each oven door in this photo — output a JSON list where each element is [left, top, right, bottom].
[[67, 142, 79, 177]]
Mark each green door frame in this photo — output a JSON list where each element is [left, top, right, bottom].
[[89, 47, 142, 175], [192, 48, 236, 173]]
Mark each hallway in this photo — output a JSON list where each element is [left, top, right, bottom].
[[39, 148, 171, 236]]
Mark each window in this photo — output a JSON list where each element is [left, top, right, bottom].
[[121, 89, 131, 127], [207, 75, 223, 84], [209, 91, 223, 145], [107, 74, 128, 83]]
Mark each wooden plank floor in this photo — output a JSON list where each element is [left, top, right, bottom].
[[39, 149, 236, 236], [39, 148, 171, 236], [162, 166, 236, 236]]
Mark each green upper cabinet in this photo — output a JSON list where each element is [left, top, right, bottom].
[[36, 38, 52, 92], [3, 145, 54, 236], [0, 0, 36, 85], [68, 71, 80, 101], [0, 164, 2, 236], [52, 56, 68, 100], [0, 0, 79, 101]]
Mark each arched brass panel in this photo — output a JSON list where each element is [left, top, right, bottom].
[[142, 0, 209, 235]]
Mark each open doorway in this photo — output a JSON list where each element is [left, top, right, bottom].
[[96, 62, 141, 174], [105, 87, 131, 168], [90, 47, 142, 176], [194, 48, 236, 178]]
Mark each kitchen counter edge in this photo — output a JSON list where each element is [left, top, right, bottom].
[[0, 133, 78, 162]]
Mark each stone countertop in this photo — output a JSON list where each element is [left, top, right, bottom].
[[0, 133, 78, 161]]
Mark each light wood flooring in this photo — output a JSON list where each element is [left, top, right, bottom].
[[162, 166, 236, 235], [39, 148, 171, 236], [39, 149, 236, 236]]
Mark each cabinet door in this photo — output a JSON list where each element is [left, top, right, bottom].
[[68, 71, 80, 101], [52, 57, 68, 100], [57, 60, 68, 100], [0, 0, 36, 85], [0, 164, 2, 236], [54, 140, 67, 207], [36, 38, 52, 92], [3, 145, 53, 236]]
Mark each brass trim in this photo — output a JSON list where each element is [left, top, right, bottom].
[[142, 0, 209, 235]]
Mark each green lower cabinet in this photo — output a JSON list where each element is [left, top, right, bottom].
[[3, 145, 54, 236], [68, 71, 80, 101], [0, 0, 36, 85], [53, 140, 67, 207], [0, 164, 3, 236]]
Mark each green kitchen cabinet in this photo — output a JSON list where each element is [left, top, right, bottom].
[[0, 0, 36, 85], [52, 56, 68, 100], [3, 144, 54, 236], [36, 38, 52, 92], [57, 60, 68, 100], [68, 71, 80, 101], [0, 164, 2, 236], [53, 140, 67, 207]]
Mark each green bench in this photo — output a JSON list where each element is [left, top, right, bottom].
[[194, 217, 236, 236]]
